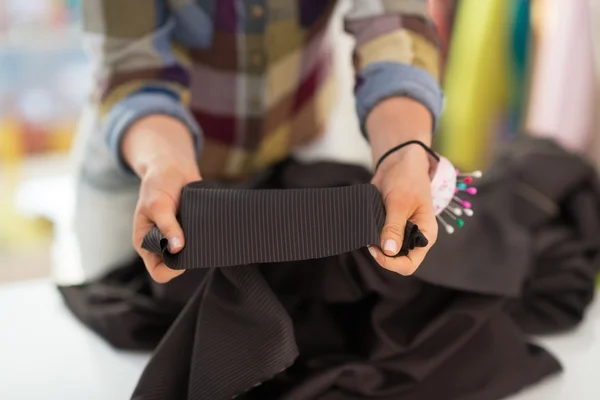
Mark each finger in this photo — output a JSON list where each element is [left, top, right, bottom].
[[379, 192, 413, 257], [372, 206, 438, 275], [140, 250, 185, 283], [148, 198, 185, 254], [133, 207, 185, 284]]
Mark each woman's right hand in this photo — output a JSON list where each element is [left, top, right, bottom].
[[122, 115, 201, 283]]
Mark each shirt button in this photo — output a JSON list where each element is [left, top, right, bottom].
[[251, 5, 264, 19]]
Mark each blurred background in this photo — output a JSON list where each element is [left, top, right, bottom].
[[0, 0, 90, 282], [0, 0, 598, 284]]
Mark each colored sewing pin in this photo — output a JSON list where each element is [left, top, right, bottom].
[[431, 157, 482, 234]]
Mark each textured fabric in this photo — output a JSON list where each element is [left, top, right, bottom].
[[81, 0, 442, 179], [56, 138, 600, 399], [418, 137, 600, 331], [58, 258, 185, 351], [55, 137, 599, 399], [354, 62, 443, 133], [130, 157, 562, 400], [142, 183, 426, 269]]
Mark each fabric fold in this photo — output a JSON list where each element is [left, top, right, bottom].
[[142, 183, 427, 270], [56, 138, 600, 400]]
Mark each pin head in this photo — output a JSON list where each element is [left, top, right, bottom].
[[430, 155, 482, 234], [450, 207, 462, 216]]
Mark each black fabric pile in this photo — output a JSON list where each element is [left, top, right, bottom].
[[58, 137, 600, 399]]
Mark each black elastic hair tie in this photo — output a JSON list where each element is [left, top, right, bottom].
[[375, 140, 440, 172]]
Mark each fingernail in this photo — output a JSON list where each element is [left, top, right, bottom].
[[169, 237, 183, 252], [368, 246, 378, 261], [383, 239, 398, 255]]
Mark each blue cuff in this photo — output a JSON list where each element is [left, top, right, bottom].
[[104, 92, 203, 175], [355, 62, 444, 138]]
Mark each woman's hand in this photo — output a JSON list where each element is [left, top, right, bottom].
[[122, 115, 201, 283], [366, 98, 439, 275], [370, 143, 438, 275]]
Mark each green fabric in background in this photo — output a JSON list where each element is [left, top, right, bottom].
[[437, 0, 512, 171], [506, 0, 532, 138]]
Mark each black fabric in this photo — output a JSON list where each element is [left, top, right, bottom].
[[417, 137, 600, 333], [142, 183, 427, 269], [57, 137, 600, 400], [58, 260, 207, 351]]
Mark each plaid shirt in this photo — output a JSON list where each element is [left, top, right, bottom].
[[83, 0, 443, 179]]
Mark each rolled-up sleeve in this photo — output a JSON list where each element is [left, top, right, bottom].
[[344, 0, 444, 136], [82, 0, 210, 173]]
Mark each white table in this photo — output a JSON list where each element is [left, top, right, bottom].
[[1, 279, 599, 400], [0, 280, 149, 400]]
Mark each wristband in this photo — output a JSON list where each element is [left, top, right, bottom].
[[374, 140, 439, 172]]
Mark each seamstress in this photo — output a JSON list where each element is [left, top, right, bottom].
[[81, 0, 444, 283]]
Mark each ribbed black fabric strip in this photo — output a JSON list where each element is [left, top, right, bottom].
[[142, 182, 427, 269]]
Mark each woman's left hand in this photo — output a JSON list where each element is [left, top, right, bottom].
[[366, 98, 439, 275], [369, 143, 438, 275]]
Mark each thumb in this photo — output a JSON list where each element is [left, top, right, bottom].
[[380, 193, 412, 256], [151, 204, 185, 254]]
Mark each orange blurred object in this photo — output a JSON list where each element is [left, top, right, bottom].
[[0, 117, 24, 165], [21, 122, 50, 155]]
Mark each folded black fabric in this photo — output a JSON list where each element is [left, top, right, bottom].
[[130, 153, 563, 400], [142, 183, 426, 269], [57, 138, 600, 400]]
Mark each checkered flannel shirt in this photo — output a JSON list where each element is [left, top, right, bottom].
[[83, 0, 443, 179]]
